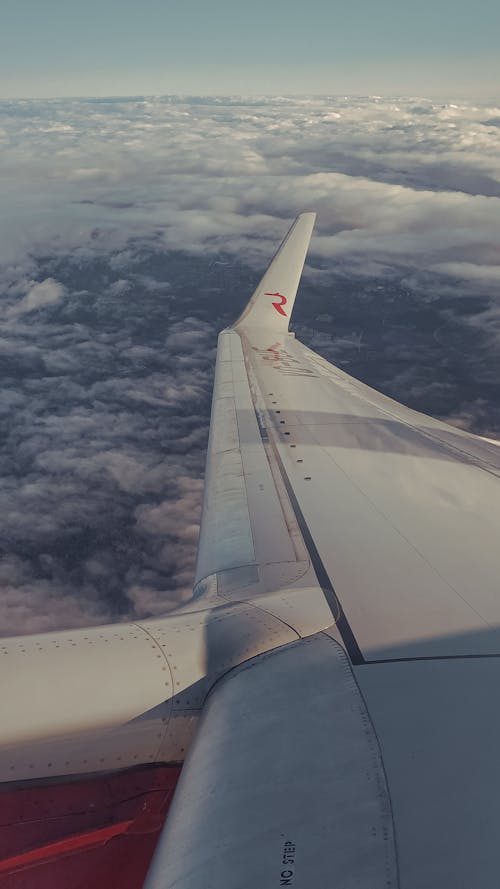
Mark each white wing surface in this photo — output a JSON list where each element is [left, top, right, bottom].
[[147, 214, 500, 889], [196, 212, 500, 662]]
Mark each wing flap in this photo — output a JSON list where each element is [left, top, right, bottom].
[[144, 634, 397, 889]]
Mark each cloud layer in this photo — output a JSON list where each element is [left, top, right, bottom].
[[1, 95, 500, 635]]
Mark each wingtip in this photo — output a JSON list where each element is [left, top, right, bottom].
[[234, 212, 316, 332]]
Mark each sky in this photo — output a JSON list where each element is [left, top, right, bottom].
[[1, 94, 500, 636], [1, 0, 500, 98]]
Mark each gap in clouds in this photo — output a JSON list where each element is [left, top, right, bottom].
[[1, 95, 500, 636]]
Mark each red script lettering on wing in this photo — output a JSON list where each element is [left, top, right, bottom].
[[265, 292, 287, 317]]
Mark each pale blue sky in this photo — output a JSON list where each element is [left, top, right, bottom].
[[1, 0, 499, 98]]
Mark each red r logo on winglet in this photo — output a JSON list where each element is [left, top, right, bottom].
[[265, 292, 287, 317]]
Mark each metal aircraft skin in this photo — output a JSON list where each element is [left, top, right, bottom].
[[2, 214, 500, 888]]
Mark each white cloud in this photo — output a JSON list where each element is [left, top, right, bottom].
[[431, 262, 500, 285], [8, 278, 65, 316], [1, 96, 500, 278]]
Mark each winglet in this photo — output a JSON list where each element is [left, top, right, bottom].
[[234, 212, 316, 332]]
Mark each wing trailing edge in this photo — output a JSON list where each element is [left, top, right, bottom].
[[234, 212, 316, 332]]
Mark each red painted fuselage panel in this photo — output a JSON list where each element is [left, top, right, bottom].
[[0, 764, 181, 888]]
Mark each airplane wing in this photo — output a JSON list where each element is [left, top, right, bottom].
[[2, 214, 500, 888], [145, 214, 500, 889]]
